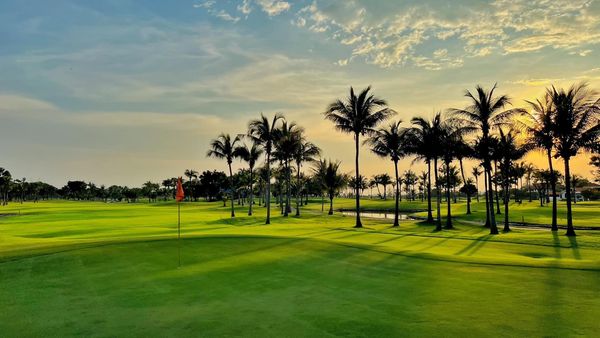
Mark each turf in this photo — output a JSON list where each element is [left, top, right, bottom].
[[333, 197, 600, 227], [1, 200, 600, 336]]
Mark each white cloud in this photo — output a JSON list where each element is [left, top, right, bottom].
[[256, 0, 290, 16], [292, 0, 600, 69], [237, 0, 252, 15]]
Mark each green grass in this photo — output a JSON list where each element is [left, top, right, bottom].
[[1, 200, 600, 336], [333, 196, 600, 227]]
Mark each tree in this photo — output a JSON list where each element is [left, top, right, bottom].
[[142, 181, 160, 203], [234, 141, 264, 216], [471, 167, 482, 203], [591, 156, 600, 183], [460, 179, 477, 214], [324, 86, 394, 228], [248, 113, 284, 224], [207, 133, 241, 218], [317, 159, 348, 215], [378, 174, 392, 200], [523, 93, 559, 230], [273, 120, 303, 217], [523, 163, 536, 202], [0, 168, 11, 206], [450, 84, 523, 235], [293, 136, 320, 216], [366, 121, 407, 227], [497, 128, 531, 232], [550, 83, 600, 236], [406, 116, 439, 223]]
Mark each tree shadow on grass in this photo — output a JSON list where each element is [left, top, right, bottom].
[[567, 236, 581, 260], [454, 235, 491, 256]]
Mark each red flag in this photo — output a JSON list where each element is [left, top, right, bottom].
[[175, 177, 185, 202]]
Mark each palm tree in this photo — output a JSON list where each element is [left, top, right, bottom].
[[248, 113, 284, 224], [418, 171, 428, 202], [379, 174, 392, 200], [324, 86, 395, 228], [449, 84, 523, 235], [234, 142, 264, 216], [471, 167, 482, 203], [523, 163, 536, 202], [317, 159, 348, 215], [406, 116, 439, 223], [523, 93, 559, 230], [0, 168, 11, 206], [184, 169, 198, 201], [293, 138, 321, 216], [366, 121, 407, 227], [549, 83, 600, 236], [207, 133, 241, 218], [497, 128, 531, 232], [273, 120, 303, 217]]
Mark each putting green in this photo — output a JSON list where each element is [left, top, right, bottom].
[[1, 200, 599, 336]]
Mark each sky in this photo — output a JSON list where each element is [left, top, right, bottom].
[[1, 0, 600, 187]]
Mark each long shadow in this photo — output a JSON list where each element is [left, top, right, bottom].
[[372, 234, 411, 245], [552, 232, 562, 260], [454, 235, 491, 256], [567, 236, 581, 260]]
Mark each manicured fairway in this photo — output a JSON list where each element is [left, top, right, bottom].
[[334, 197, 600, 228], [1, 201, 600, 336]]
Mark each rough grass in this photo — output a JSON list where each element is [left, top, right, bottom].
[[1, 200, 599, 336]]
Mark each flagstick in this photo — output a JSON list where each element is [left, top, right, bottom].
[[176, 202, 180, 269]]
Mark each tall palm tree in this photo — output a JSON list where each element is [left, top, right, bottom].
[[184, 169, 198, 201], [497, 128, 531, 232], [449, 84, 523, 235], [366, 120, 407, 227], [324, 86, 395, 228], [438, 120, 465, 229], [523, 93, 559, 230], [523, 163, 536, 202], [471, 166, 482, 203], [0, 168, 11, 206], [317, 159, 348, 215], [234, 142, 264, 216], [248, 113, 284, 224], [549, 83, 600, 236], [293, 138, 321, 216], [273, 120, 303, 217], [418, 171, 428, 202], [406, 116, 440, 222], [207, 133, 241, 218], [379, 174, 392, 200]]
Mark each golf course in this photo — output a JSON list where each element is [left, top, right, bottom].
[[1, 199, 599, 336]]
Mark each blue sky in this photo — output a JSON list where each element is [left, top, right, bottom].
[[1, 0, 599, 186]]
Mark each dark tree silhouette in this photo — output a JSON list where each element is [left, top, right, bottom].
[[248, 113, 284, 224], [549, 83, 600, 236], [207, 133, 241, 218], [366, 121, 407, 227], [324, 86, 394, 228]]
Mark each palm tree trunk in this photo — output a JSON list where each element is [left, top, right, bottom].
[[296, 162, 301, 216], [547, 150, 558, 231], [434, 157, 442, 231], [286, 162, 291, 215], [487, 163, 498, 234], [248, 168, 254, 216], [228, 163, 235, 218], [475, 175, 480, 203], [393, 160, 400, 227], [494, 162, 501, 215], [328, 195, 334, 215], [265, 154, 271, 224], [426, 160, 433, 222], [503, 177, 510, 232], [445, 160, 453, 229], [321, 193, 325, 212], [564, 158, 576, 236], [466, 193, 471, 214], [354, 134, 362, 228]]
